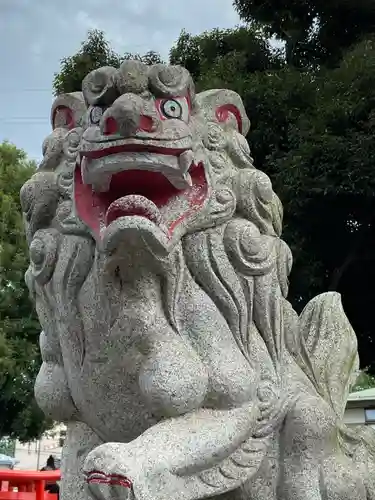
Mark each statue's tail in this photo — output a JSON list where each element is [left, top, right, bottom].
[[296, 292, 359, 420]]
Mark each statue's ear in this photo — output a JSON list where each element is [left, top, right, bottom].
[[50, 92, 86, 131], [195, 89, 250, 136]]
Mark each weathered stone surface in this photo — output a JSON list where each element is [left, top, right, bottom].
[[21, 61, 375, 500]]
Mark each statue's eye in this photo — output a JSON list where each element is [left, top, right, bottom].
[[90, 106, 103, 125], [160, 99, 183, 119]]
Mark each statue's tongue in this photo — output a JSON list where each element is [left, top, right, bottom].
[[105, 195, 162, 226]]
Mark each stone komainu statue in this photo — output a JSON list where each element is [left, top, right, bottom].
[[21, 61, 375, 500]]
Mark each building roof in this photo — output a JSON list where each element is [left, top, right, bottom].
[[348, 388, 375, 401], [347, 387, 375, 408]]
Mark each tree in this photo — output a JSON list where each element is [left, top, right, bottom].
[[352, 370, 375, 392], [170, 28, 298, 175], [170, 27, 375, 372], [0, 141, 52, 441], [170, 29, 314, 174], [170, 26, 283, 82], [53, 29, 163, 95], [233, 0, 375, 67], [269, 39, 375, 370], [197, 36, 375, 372]]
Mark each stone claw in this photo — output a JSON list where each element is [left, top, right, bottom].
[[86, 470, 133, 500]]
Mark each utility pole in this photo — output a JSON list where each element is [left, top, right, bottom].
[[36, 439, 41, 470]]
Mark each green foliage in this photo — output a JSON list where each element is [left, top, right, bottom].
[[269, 40, 375, 372], [53, 29, 163, 95], [352, 370, 375, 392], [170, 27, 283, 81], [233, 0, 375, 67], [0, 141, 52, 441], [170, 27, 375, 372]]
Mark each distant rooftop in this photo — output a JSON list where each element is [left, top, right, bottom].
[[347, 387, 375, 408], [348, 388, 375, 400]]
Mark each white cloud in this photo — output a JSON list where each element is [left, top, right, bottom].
[[0, 0, 241, 162], [75, 10, 100, 31], [29, 39, 45, 64], [125, 0, 149, 16]]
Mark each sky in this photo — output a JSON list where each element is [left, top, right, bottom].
[[0, 0, 241, 164]]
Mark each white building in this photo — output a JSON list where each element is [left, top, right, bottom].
[[13, 424, 65, 470], [344, 387, 375, 428]]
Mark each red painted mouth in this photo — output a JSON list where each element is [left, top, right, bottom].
[[74, 151, 208, 239], [86, 470, 132, 489]]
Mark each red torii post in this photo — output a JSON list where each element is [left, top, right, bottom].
[[0, 470, 61, 500]]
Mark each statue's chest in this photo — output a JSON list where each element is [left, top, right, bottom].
[[72, 303, 210, 435], [70, 270, 255, 437], [176, 277, 258, 408]]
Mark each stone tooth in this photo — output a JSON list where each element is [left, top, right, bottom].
[[164, 171, 193, 190], [80, 156, 91, 185], [182, 172, 193, 187], [178, 150, 194, 174]]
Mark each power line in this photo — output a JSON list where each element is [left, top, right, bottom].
[[0, 118, 50, 122], [0, 88, 53, 92]]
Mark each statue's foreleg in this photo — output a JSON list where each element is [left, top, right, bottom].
[[84, 404, 265, 500]]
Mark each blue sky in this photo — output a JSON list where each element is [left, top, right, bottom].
[[0, 0, 241, 164]]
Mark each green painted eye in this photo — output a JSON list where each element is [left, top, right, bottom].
[[161, 99, 182, 119]]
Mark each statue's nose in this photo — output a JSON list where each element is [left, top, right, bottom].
[[100, 94, 156, 137]]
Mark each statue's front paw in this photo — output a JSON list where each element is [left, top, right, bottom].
[[84, 444, 135, 500], [86, 471, 133, 500]]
